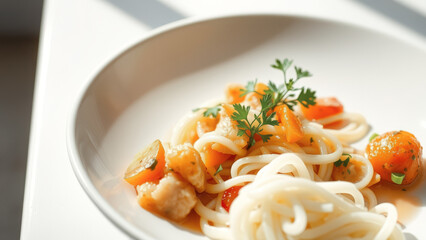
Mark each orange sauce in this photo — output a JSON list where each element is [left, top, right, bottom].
[[371, 161, 425, 225], [175, 192, 217, 233], [177, 210, 202, 233], [324, 119, 349, 129]]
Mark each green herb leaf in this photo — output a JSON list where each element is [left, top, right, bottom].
[[369, 133, 379, 142], [294, 66, 312, 79], [297, 87, 316, 108], [391, 172, 405, 185], [334, 160, 342, 167], [270, 59, 316, 109], [231, 104, 250, 121], [194, 104, 222, 117], [147, 159, 158, 171], [342, 157, 350, 167], [232, 58, 317, 148], [240, 80, 257, 97], [266, 81, 280, 93], [203, 105, 221, 117], [214, 165, 223, 176], [258, 133, 273, 143], [272, 58, 293, 72], [334, 154, 351, 168], [231, 94, 278, 148]]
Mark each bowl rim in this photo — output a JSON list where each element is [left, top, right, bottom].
[[66, 11, 424, 239]]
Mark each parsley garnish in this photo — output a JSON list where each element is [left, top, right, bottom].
[[193, 104, 222, 117], [237, 59, 316, 111], [369, 133, 379, 142], [240, 79, 259, 97], [267, 59, 316, 110], [231, 58, 316, 148], [232, 94, 279, 148], [334, 153, 352, 167], [214, 165, 223, 176], [147, 159, 158, 171]]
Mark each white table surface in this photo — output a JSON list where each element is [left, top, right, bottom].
[[20, 0, 426, 239]]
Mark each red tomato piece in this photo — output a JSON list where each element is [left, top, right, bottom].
[[221, 186, 243, 212], [301, 97, 343, 121]]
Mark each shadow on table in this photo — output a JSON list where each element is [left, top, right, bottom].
[[105, 0, 185, 29], [354, 0, 426, 37], [107, 0, 426, 38]]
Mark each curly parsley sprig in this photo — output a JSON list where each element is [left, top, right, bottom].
[[231, 58, 316, 148], [232, 94, 279, 148], [240, 59, 316, 111], [192, 104, 222, 117], [195, 58, 317, 149], [268, 59, 316, 110]]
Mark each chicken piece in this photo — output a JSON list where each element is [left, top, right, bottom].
[[196, 116, 218, 138], [242, 92, 262, 112], [167, 144, 206, 192], [137, 173, 197, 221], [136, 182, 157, 212], [211, 104, 248, 154]]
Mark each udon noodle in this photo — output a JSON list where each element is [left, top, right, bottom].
[[124, 57, 423, 240], [169, 106, 404, 240]]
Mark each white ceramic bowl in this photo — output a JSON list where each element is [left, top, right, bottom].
[[67, 13, 426, 239]]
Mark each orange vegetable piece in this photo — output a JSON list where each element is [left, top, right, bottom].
[[275, 104, 304, 143], [301, 97, 343, 121], [225, 83, 245, 104], [366, 131, 423, 185], [124, 140, 166, 186], [225, 82, 269, 105], [203, 146, 232, 168], [254, 82, 268, 95], [221, 185, 243, 212]]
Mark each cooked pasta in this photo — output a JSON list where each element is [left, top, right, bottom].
[[186, 111, 402, 240], [124, 59, 423, 240]]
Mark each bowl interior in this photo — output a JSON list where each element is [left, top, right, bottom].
[[70, 14, 426, 239]]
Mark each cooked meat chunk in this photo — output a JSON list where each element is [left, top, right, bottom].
[[211, 104, 248, 154], [167, 144, 206, 193], [136, 173, 197, 221]]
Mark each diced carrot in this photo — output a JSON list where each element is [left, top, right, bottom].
[[254, 82, 268, 95], [221, 185, 243, 212], [300, 97, 343, 121], [366, 131, 423, 185], [244, 92, 262, 110], [275, 104, 304, 143], [203, 146, 232, 168], [124, 140, 166, 186], [226, 83, 269, 105], [225, 83, 245, 104]]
